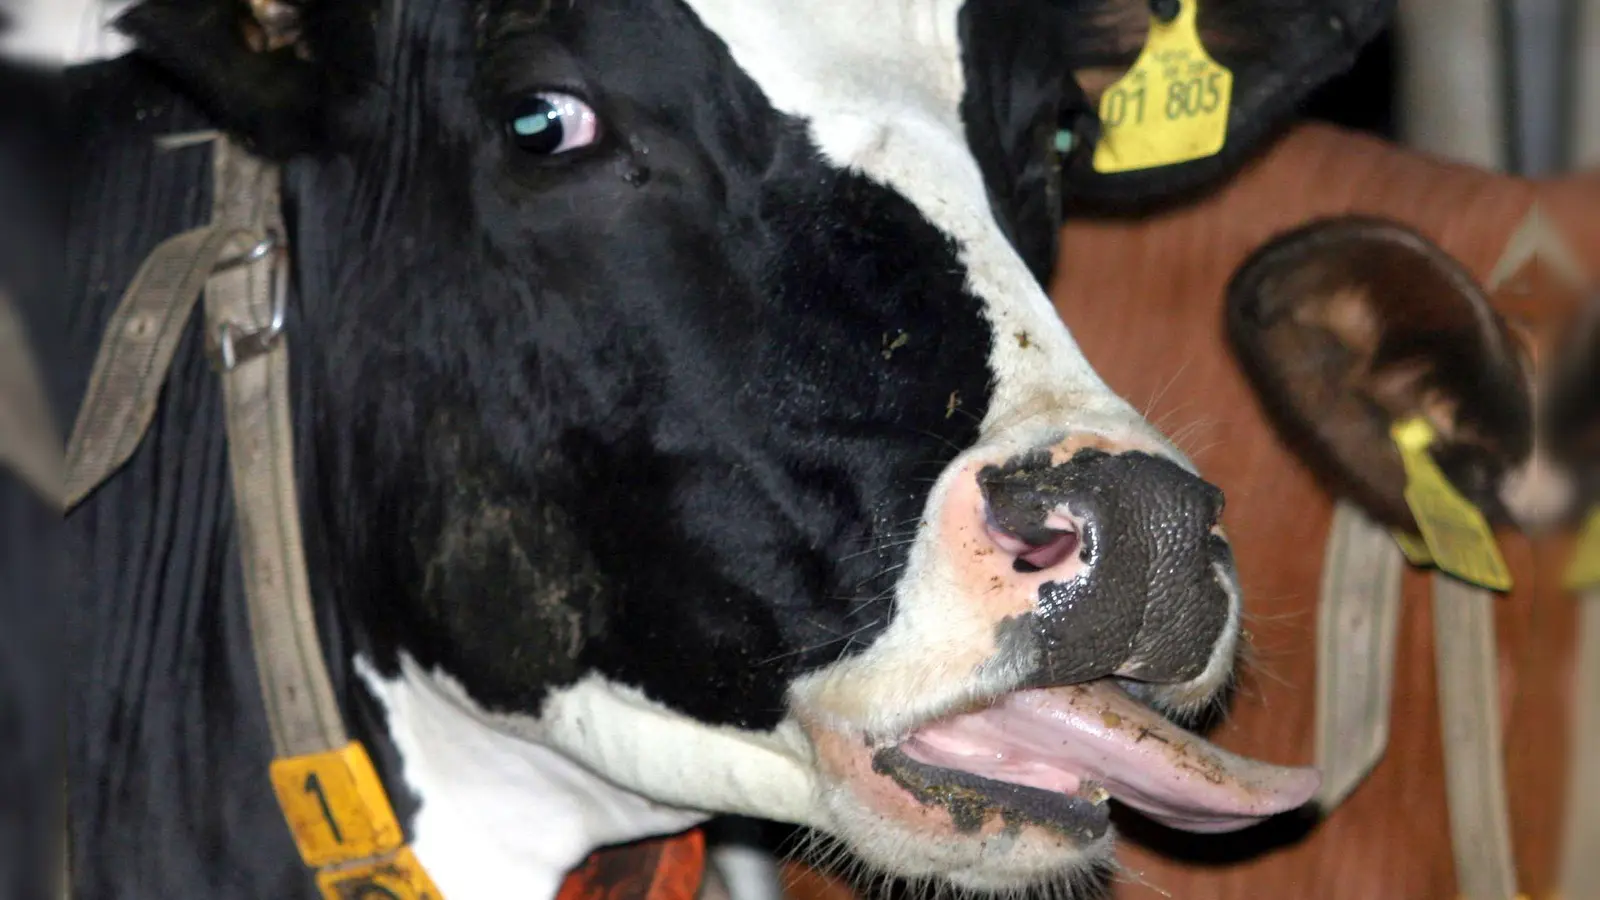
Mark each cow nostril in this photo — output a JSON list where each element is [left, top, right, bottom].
[[984, 511, 1082, 573], [1013, 529, 1080, 572]]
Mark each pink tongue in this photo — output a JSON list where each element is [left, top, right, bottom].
[[900, 681, 1320, 833]]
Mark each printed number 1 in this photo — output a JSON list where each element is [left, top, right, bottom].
[[1103, 85, 1146, 127], [304, 772, 344, 843]]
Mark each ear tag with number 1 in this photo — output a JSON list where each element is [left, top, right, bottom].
[[1092, 0, 1234, 174], [1566, 509, 1600, 591], [1390, 417, 1512, 591]]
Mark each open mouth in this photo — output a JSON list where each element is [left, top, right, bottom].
[[870, 679, 1320, 840]]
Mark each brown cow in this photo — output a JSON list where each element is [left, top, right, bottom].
[[1048, 122, 1597, 900]]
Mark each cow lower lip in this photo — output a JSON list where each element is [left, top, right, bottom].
[[870, 747, 1113, 841], [882, 680, 1320, 834]]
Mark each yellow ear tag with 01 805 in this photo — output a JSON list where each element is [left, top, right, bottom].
[[1566, 509, 1600, 591], [1092, 0, 1234, 174], [1390, 417, 1512, 591]]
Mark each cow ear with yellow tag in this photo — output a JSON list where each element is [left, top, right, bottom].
[[1226, 216, 1535, 564], [1056, 0, 1391, 206]]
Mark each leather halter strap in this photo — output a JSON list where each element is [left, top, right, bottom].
[[1561, 589, 1600, 898], [1316, 523, 1523, 900], [1312, 500, 1405, 812], [1431, 575, 1519, 900], [64, 137, 346, 756], [1315, 517, 1599, 900]]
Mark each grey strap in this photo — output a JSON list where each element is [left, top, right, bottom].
[[1560, 589, 1600, 896], [1433, 573, 1518, 900], [0, 289, 62, 507], [205, 137, 347, 757], [62, 225, 237, 510], [1314, 500, 1406, 811]]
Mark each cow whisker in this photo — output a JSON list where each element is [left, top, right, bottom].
[[1142, 357, 1194, 419], [835, 537, 920, 564], [756, 617, 887, 665], [1106, 857, 1172, 899]]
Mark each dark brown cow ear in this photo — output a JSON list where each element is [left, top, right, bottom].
[[1548, 296, 1600, 510], [1226, 216, 1533, 530], [113, 0, 372, 159]]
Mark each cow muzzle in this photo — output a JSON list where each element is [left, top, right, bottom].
[[976, 446, 1232, 687], [793, 432, 1313, 890]]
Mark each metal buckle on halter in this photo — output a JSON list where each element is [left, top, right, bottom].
[[207, 229, 288, 372]]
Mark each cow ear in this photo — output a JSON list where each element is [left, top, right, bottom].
[[1548, 298, 1600, 508], [1058, 0, 1393, 210], [1226, 217, 1533, 530], [114, 0, 369, 159]]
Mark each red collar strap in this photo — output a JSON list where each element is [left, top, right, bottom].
[[555, 829, 706, 900]]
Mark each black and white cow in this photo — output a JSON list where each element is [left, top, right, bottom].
[[28, 0, 1384, 897]]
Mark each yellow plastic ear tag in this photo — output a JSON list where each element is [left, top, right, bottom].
[[1092, 0, 1234, 174], [315, 846, 442, 900], [1566, 509, 1600, 591], [269, 742, 405, 868], [1391, 417, 1512, 591], [1392, 530, 1434, 567]]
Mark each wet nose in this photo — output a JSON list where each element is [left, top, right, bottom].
[[977, 447, 1232, 686]]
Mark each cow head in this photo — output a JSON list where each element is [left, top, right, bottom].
[[1228, 213, 1600, 537], [103, 0, 1376, 889]]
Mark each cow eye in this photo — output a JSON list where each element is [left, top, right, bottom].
[[506, 92, 600, 155]]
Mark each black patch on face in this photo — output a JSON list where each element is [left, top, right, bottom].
[[979, 449, 1229, 685], [403, 415, 608, 699], [281, 0, 1001, 730], [872, 747, 1110, 842]]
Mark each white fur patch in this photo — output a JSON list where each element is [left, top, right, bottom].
[[1500, 450, 1577, 531], [358, 656, 715, 900], [2, 0, 134, 65]]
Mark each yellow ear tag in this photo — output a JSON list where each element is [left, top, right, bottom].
[[1390, 417, 1513, 591], [269, 742, 445, 900], [1566, 509, 1600, 591], [315, 845, 442, 900], [269, 742, 405, 868], [1392, 530, 1434, 567], [1091, 0, 1234, 174]]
